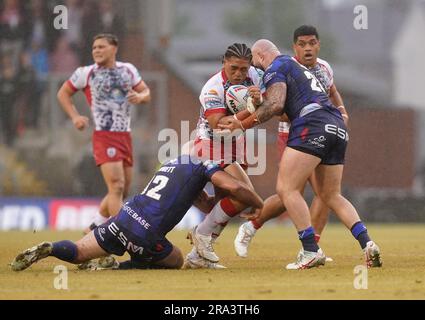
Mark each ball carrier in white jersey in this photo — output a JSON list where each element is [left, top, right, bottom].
[[57, 34, 151, 230], [184, 43, 266, 268], [234, 25, 350, 260]]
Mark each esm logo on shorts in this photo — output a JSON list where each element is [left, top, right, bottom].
[[108, 222, 144, 255], [325, 124, 349, 142]]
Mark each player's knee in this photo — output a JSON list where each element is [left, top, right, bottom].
[[317, 190, 339, 206], [167, 246, 184, 269], [74, 245, 87, 264], [109, 178, 125, 195], [276, 183, 289, 203], [174, 248, 184, 269]]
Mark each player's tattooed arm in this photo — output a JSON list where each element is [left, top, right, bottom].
[[217, 82, 287, 131], [254, 82, 287, 123]]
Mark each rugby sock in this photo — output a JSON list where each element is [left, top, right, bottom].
[[245, 221, 257, 234], [51, 241, 78, 263], [350, 221, 371, 249], [298, 226, 319, 252], [211, 221, 228, 240], [314, 234, 321, 243], [251, 219, 263, 230], [197, 198, 238, 236]]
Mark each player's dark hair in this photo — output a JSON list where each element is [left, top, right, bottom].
[[293, 25, 319, 43], [93, 33, 119, 46], [223, 43, 252, 62]]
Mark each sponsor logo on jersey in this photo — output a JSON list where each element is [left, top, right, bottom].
[[204, 96, 222, 108]]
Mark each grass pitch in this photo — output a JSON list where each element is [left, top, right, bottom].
[[0, 224, 424, 300]]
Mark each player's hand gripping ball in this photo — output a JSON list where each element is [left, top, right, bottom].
[[225, 85, 249, 114]]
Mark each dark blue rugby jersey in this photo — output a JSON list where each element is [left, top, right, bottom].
[[263, 55, 340, 121], [116, 155, 222, 236]]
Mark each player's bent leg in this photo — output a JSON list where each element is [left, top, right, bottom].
[[116, 247, 187, 270], [308, 171, 330, 237], [74, 231, 109, 263], [11, 232, 108, 272], [314, 164, 382, 268], [224, 162, 254, 190], [153, 245, 184, 269], [123, 165, 133, 200], [276, 148, 326, 269], [309, 196, 334, 262], [314, 165, 360, 229], [100, 161, 126, 217], [310, 196, 330, 237], [276, 148, 320, 231]]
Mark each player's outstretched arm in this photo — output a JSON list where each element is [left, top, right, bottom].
[[210, 171, 263, 209]]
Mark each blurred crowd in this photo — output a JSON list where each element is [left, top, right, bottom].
[[0, 0, 125, 146]]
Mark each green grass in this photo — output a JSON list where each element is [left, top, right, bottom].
[[0, 224, 424, 300]]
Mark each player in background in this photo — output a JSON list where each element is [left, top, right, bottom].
[[219, 39, 382, 269], [57, 34, 151, 231], [184, 43, 265, 267], [11, 154, 264, 271], [234, 25, 349, 258]]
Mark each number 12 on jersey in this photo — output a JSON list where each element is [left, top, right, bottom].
[[141, 175, 169, 200]]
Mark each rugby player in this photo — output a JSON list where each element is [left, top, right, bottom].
[[234, 25, 348, 259], [57, 34, 151, 231], [11, 155, 263, 271], [184, 43, 265, 267], [219, 39, 382, 269]]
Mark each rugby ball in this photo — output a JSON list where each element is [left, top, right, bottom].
[[225, 85, 249, 114]]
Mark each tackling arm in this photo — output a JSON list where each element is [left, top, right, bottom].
[[210, 171, 263, 209], [217, 82, 287, 131]]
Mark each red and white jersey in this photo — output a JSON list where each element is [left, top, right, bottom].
[[196, 67, 265, 140], [67, 62, 143, 132]]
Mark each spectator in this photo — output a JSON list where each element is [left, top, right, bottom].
[[0, 0, 30, 62], [98, 0, 124, 40], [81, 0, 100, 65], [50, 35, 79, 74], [0, 51, 20, 146], [26, 41, 47, 129], [63, 0, 83, 56]]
